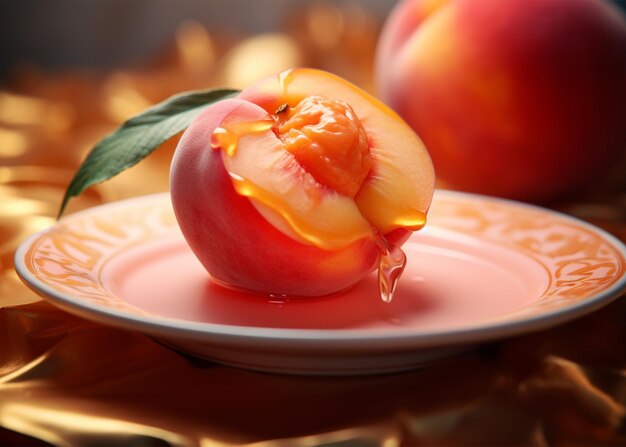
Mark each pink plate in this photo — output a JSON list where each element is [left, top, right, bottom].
[[15, 191, 626, 375]]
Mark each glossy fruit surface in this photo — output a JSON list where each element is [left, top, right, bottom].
[[377, 0, 626, 202]]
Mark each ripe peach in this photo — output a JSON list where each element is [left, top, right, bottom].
[[170, 68, 434, 297], [377, 0, 626, 202]]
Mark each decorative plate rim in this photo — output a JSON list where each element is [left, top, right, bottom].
[[14, 191, 626, 350]]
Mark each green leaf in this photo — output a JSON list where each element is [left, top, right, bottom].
[[58, 88, 240, 218]]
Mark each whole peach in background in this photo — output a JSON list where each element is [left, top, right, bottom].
[[170, 68, 434, 297], [377, 0, 626, 202]]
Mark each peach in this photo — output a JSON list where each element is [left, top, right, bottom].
[[376, 0, 626, 202], [170, 68, 434, 297]]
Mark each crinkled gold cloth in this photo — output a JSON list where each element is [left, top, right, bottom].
[[2, 290, 626, 446]]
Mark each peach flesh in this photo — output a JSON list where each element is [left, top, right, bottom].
[[277, 95, 371, 198], [238, 69, 434, 235]]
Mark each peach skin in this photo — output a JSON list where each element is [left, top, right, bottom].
[[377, 0, 626, 202], [170, 68, 434, 298]]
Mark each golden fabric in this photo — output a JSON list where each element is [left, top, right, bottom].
[[1, 294, 626, 446]]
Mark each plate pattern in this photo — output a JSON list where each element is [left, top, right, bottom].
[[429, 199, 625, 313], [21, 193, 626, 319], [23, 196, 179, 314]]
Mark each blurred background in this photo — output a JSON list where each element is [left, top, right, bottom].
[[0, 0, 396, 198], [0, 1, 394, 78]]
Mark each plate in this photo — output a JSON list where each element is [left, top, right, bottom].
[[15, 191, 626, 375]]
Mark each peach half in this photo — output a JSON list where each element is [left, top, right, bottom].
[[170, 68, 434, 297]]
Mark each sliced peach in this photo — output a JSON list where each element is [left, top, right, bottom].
[[170, 68, 434, 297], [238, 68, 435, 235]]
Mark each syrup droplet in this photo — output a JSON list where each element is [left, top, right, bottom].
[[210, 119, 275, 156], [278, 69, 295, 98], [376, 235, 407, 304], [228, 173, 351, 250], [393, 209, 427, 232]]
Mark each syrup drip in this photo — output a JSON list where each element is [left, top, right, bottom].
[[210, 119, 275, 156], [228, 173, 342, 249], [278, 69, 295, 98], [376, 235, 407, 304], [393, 209, 427, 232], [378, 210, 426, 303]]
